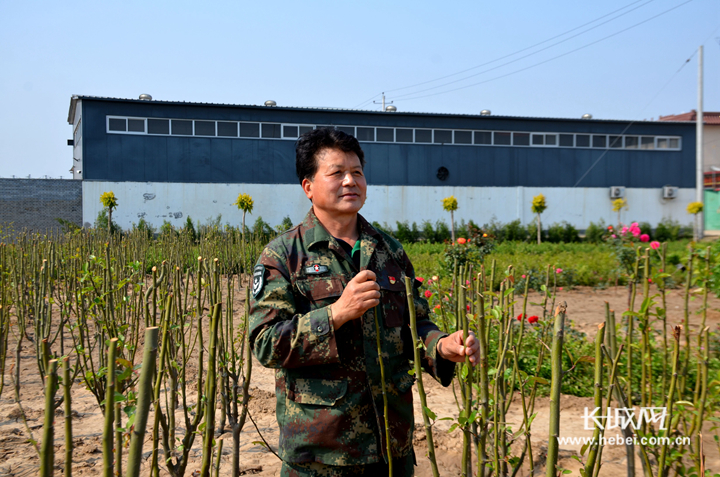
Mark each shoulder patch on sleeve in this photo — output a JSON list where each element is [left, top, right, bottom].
[[252, 264, 266, 298]]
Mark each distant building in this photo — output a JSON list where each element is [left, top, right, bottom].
[[659, 111, 720, 231], [68, 95, 696, 231]]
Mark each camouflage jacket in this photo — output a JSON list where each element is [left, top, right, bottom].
[[249, 207, 455, 466]]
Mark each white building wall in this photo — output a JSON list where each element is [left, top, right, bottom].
[[82, 181, 696, 231]]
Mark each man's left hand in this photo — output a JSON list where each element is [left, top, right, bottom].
[[436, 331, 480, 365]]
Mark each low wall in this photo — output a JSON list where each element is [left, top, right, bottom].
[[0, 179, 83, 236]]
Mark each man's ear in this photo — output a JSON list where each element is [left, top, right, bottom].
[[301, 177, 313, 201]]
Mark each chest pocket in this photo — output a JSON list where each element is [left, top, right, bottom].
[[380, 280, 407, 328], [295, 276, 344, 310]]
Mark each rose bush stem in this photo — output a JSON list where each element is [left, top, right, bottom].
[[405, 277, 439, 477], [545, 302, 566, 477], [40, 359, 58, 477], [126, 327, 160, 477], [373, 303, 393, 474], [62, 357, 73, 477], [103, 338, 118, 477], [583, 323, 605, 476]]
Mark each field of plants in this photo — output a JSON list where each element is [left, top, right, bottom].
[[0, 208, 719, 477]]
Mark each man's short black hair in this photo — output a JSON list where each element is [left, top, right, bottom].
[[295, 128, 365, 184]]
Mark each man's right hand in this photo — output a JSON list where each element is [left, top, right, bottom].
[[330, 270, 380, 330]]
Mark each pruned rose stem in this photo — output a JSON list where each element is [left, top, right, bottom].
[[545, 302, 566, 477], [475, 276, 489, 477], [373, 302, 393, 474], [658, 326, 683, 477]]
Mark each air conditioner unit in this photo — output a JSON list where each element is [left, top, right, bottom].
[[609, 186, 625, 199], [663, 186, 678, 199]]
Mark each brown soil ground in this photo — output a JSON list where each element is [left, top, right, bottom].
[[0, 285, 718, 476]]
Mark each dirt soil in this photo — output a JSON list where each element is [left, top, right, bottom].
[[0, 285, 718, 476]]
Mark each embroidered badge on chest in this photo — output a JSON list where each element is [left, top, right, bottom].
[[305, 264, 329, 275], [389, 276, 396, 284], [252, 264, 265, 298]]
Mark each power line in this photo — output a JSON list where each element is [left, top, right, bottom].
[[387, 0, 655, 97], [394, 0, 693, 103], [572, 45, 696, 188]]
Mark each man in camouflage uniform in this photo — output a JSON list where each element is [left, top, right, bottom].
[[249, 128, 480, 476]]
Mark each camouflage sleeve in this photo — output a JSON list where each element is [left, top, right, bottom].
[[399, 250, 455, 387], [249, 246, 339, 369]]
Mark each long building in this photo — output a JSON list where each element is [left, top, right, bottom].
[[68, 95, 696, 231]]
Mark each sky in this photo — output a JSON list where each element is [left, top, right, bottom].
[[0, 0, 718, 179]]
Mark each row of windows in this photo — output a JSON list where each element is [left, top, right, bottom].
[[106, 116, 682, 151]]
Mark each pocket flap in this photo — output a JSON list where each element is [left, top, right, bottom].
[[289, 378, 348, 406], [392, 368, 416, 395], [297, 277, 344, 301]]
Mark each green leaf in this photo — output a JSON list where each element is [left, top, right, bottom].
[[448, 423, 459, 433], [580, 442, 590, 456], [423, 406, 437, 421], [563, 470, 572, 475]]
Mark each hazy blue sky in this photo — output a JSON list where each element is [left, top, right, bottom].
[[1, 0, 718, 178]]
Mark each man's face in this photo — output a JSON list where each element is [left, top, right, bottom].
[[302, 148, 367, 219]]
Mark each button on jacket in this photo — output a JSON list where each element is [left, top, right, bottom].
[[249, 207, 455, 466]]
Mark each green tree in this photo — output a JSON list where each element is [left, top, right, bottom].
[[442, 196, 458, 243], [100, 191, 118, 235], [612, 198, 627, 226], [687, 201, 703, 241], [531, 194, 547, 244]]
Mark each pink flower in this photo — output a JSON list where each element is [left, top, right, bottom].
[[521, 274, 526, 279], [466, 280, 470, 286], [611, 234, 617, 239], [631, 222, 639, 227], [648, 278, 653, 283], [631, 227, 641, 237], [457, 237, 467, 244], [416, 277, 424, 283], [528, 315, 539, 324], [640, 234, 649, 242], [424, 290, 432, 299], [650, 241, 660, 250], [558, 287, 563, 291], [621, 226, 629, 236], [556, 268, 563, 274]]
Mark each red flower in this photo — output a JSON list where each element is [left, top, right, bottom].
[[466, 304, 471, 311], [457, 237, 467, 244], [517, 313, 525, 321], [528, 315, 539, 324], [416, 277, 424, 282], [424, 290, 432, 298], [434, 304, 441, 311]]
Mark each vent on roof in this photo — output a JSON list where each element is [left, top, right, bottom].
[[139, 94, 153, 101], [385, 105, 397, 112], [480, 110, 491, 116], [582, 113, 593, 119], [264, 100, 277, 107]]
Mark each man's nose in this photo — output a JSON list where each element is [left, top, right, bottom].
[[342, 172, 356, 186]]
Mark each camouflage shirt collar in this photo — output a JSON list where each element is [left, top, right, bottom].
[[302, 208, 381, 250]]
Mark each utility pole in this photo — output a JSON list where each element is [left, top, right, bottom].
[[373, 92, 393, 111], [697, 45, 704, 239]]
